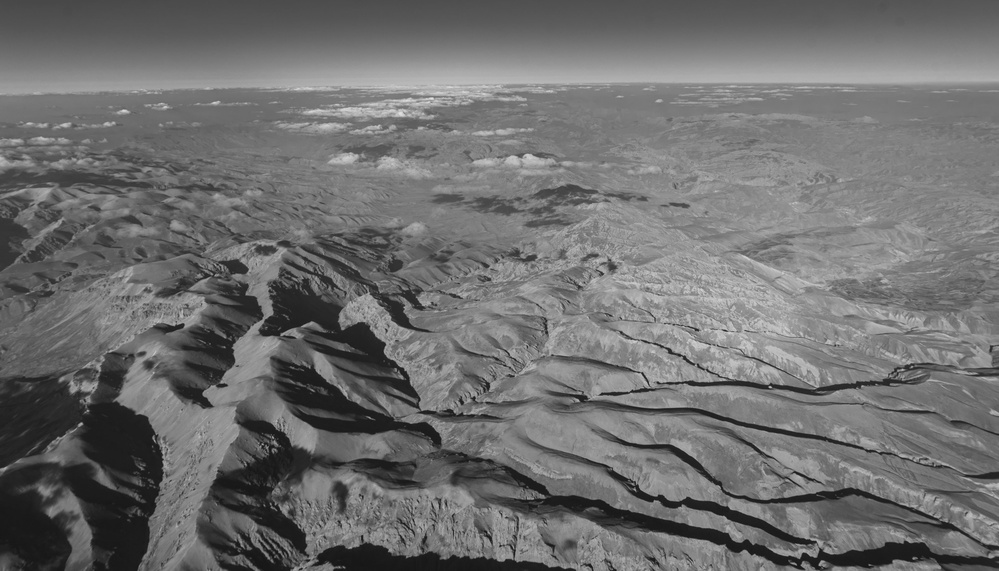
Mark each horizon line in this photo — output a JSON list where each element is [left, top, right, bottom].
[[4, 79, 999, 97]]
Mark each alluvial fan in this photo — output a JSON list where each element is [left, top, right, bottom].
[[2, 84, 999, 570]]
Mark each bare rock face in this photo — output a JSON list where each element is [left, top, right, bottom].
[[3, 85, 999, 570]]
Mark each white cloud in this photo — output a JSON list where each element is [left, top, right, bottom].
[[471, 157, 502, 168], [503, 154, 557, 169], [169, 220, 190, 233], [145, 102, 173, 111], [115, 224, 159, 238], [27, 136, 72, 146], [212, 193, 247, 208], [0, 138, 26, 147], [52, 121, 118, 130], [376, 157, 405, 169], [159, 121, 202, 129], [48, 156, 111, 170], [114, 109, 132, 115], [627, 165, 662, 175], [289, 88, 535, 123], [470, 127, 534, 136], [399, 222, 428, 236], [349, 124, 398, 135], [327, 152, 361, 165], [20, 121, 117, 130], [470, 153, 568, 175], [302, 105, 432, 120], [194, 100, 256, 106], [375, 156, 433, 178], [275, 121, 351, 134], [655, 98, 664, 103], [0, 154, 36, 171]]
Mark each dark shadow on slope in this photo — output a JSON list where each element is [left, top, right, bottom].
[[432, 185, 646, 228], [271, 360, 439, 445], [203, 420, 309, 570], [0, 375, 85, 468], [259, 286, 343, 335], [524, 216, 574, 228], [429, 193, 464, 204], [71, 402, 163, 571], [0, 217, 30, 270], [0, 463, 78, 570], [317, 544, 572, 571]]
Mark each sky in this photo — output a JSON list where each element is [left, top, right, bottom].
[[2, 0, 998, 93]]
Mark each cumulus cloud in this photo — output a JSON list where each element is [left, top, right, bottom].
[[470, 157, 502, 168], [0, 138, 26, 148], [0, 154, 36, 171], [114, 109, 132, 115], [159, 121, 202, 129], [375, 156, 433, 178], [302, 105, 431, 120], [145, 102, 173, 111], [169, 220, 191, 233], [53, 121, 118, 130], [212, 193, 247, 208], [194, 100, 256, 106], [20, 121, 116, 130], [471, 154, 558, 169], [288, 88, 536, 123], [470, 153, 572, 176], [376, 157, 405, 170], [655, 98, 664, 103], [28, 136, 72, 146], [275, 121, 351, 134], [470, 127, 534, 136], [115, 224, 159, 239], [503, 154, 556, 169], [48, 156, 112, 170], [327, 152, 361, 165], [399, 221, 428, 236], [349, 124, 398, 135], [627, 165, 662, 175]]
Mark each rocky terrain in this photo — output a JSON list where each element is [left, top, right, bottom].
[[1, 84, 999, 569]]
